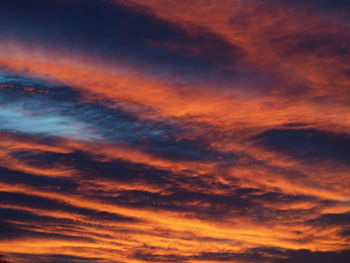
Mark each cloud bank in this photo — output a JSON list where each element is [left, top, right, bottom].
[[0, 0, 349, 262]]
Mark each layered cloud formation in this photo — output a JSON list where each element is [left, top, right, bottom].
[[0, 0, 349, 262]]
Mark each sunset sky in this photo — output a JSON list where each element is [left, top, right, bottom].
[[0, 0, 350, 262]]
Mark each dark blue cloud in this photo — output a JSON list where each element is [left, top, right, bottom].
[[3, 253, 102, 263], [253, 128, 350, 164], [133, 247, 350, 263], [133, 250, 185, 262], [339, 228, 350, 238], [6, 148, 304, 221], [308, 212, 350, 227], [7, 148, 320, 222], [0, 166, 78, 192], [273, 249, 350, 263], [0, 0, 243, 83], [269, 32, 350, 58], [0, 73, 234, 161], [10, 149, 177, 186], [0, 212, 93, 242], [0, 191, 138, 222], [0, 208, 75, 228], [275, 0, 350, 11], [202, 248, 350, 263], [193, 251, 267, 262]]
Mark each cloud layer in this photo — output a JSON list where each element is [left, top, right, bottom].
[[0, 0, 349, 262]]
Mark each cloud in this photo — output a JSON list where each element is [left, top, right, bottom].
[[308, 212, 350, 227], [132, 247, 350, 263], [0, 0, 350, 262], [272, 249, 350, 263], [0, 166, 78, 192], [253, 128, 350, 164], [0, 0, 244, 84], [273, 0, 350, 11], [0, 73, 233, 161], [4, 253, 102, 263], [0, 191, 139, 223]]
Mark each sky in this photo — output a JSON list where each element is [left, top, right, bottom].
[[0, 0, 349, 262]]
